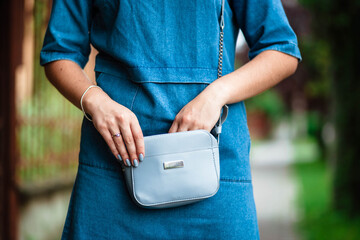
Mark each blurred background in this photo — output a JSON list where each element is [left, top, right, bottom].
[[0, 0, 359, 239]]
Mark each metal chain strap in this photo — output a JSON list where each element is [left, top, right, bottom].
[[217, 16, 225, 79], [214, 0, 228, 145], [217, 31, 224, 79]]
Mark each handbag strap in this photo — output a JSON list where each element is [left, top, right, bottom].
[[211, 0, 229, 145]]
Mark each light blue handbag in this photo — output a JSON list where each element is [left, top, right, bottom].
[[120, 105, 228, 209], [120, 0, 228, 209]]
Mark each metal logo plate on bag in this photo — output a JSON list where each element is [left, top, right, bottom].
[[163, 160, 184, 170]]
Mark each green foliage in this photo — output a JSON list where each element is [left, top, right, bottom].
[[17, 74, 82, 158], [306, 111, 323, 139], [16, 82, 82, 184], [15, 0, 83, 185], [293, 137, 320, 162], [294, 160, 360, 240], [299, 37, 331, 99], [34, 0, 49, 93], [245, 89, 286, 122], [299, 0, 360, 217]]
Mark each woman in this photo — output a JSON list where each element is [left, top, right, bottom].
[[40, 0, 301, 239]]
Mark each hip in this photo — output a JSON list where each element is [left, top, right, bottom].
[[62, 163, 259, 240], [78, 71, 252, 180]]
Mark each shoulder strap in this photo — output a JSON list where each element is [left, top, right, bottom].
[[212, 0, 229, 144]]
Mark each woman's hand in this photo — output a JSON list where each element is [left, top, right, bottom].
[[168, 85, 227, 133], [82, 87, 145, 167], [43, 60, 144, 168]]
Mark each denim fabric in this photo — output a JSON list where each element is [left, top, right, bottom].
[[62, 71, 259, 239], [59, 71, 259, 239], [40, 0, 301, 83], [62, 164, 259, 239], [40, 0, 301, 239]]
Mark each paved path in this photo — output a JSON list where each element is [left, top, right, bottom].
[[250, 139, 299, 240]]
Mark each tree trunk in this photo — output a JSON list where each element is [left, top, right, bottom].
[[332, 14, 360, 216], [299, 0, 360, 217]]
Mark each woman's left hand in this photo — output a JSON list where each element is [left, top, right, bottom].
[[168, 85, 227, 133]]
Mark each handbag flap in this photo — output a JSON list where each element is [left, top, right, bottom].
[[143, 129, 218, 157]]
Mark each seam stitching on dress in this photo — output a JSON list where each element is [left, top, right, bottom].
[[138, 81, 214, 84], [41, 50, 87, 60], [126, 66, 231, 70], [130, 84, 140, 111], [220, 178, 252, 183]]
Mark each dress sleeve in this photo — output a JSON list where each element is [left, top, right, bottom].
[[230, 0, 302, 62], [40, 0, 92, 68]]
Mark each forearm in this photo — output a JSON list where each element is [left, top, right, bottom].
[[204, 50, 299, 106], [43, 59, 107, 113]]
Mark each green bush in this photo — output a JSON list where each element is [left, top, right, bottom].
[[245, 89, 286, 123], [294, 160, 360, 240]]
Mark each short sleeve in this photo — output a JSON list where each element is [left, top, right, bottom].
[[230, 0, 302, 62], [40, 0, 92, 68]]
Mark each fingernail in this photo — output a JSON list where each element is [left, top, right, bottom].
[[139, 153, 144, 162], [117, 154, 122, 161], [125, 159, 131, 167], [133, 159, 139, 167]]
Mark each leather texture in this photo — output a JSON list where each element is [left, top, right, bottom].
[[211, 104, 229, 144], [122, 129, 221, 209], [121, 104, 229, 209]]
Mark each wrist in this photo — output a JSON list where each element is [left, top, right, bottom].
[[81, 86, 109, 117], [203, 80, 230, 108]]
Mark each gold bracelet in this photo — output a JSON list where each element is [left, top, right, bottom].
[[80, 85, 102, 122]]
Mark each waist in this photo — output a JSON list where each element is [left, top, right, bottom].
[[77, 102, 253, 181], [94, 53, 233, 84]]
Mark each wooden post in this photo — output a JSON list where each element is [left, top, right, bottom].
[[0, 0, 24, 239]]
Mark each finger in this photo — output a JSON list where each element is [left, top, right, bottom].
[[187, 122, 202, 131], [96, 124, 120, 161], [176, 114, 192, 132], [119, 123, 139, 167], [177, 125, 189, 132], [188, 118, 207, 131], [130, 119, 145, 162], [111, 130, 131, 167], [168, 120, 179, 133]]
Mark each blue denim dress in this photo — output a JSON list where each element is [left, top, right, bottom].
[[40, 0, 301, 239]]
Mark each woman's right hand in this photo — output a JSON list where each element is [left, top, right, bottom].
[[82, 87, 145, 167]]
